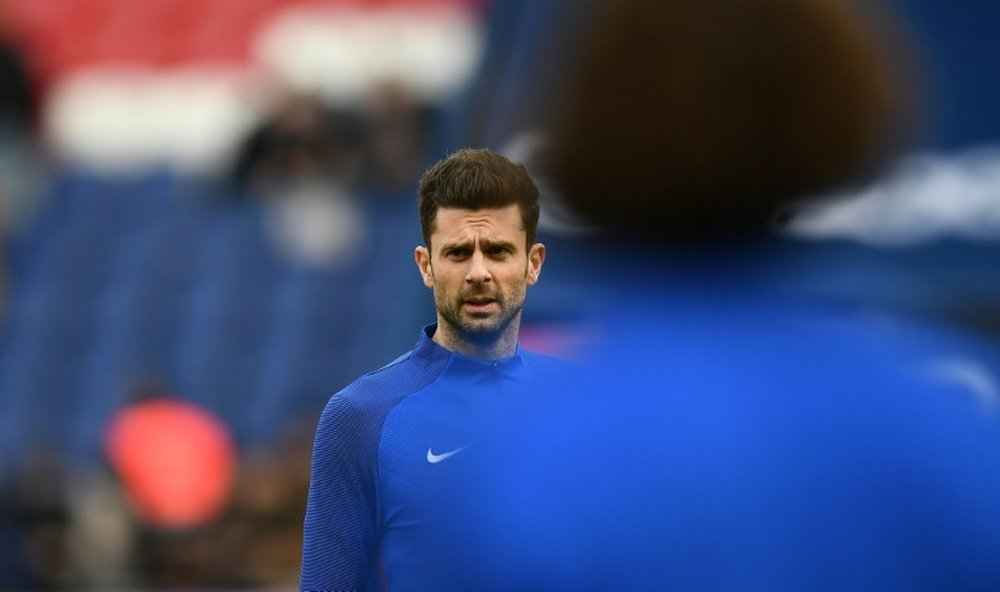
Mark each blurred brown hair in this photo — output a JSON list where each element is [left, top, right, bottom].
[[542, 0, 913, 243]]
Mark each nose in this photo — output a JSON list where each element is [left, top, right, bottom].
[[465, 250, 492, 284]]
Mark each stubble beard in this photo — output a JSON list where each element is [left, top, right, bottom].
[[437, 287, 524, 344]]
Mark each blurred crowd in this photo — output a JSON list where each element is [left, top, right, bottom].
[[0, 2, 456, 589], [2, 425, 312, 589]]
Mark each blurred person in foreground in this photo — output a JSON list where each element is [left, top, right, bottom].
[[299, 148, 560, 591], [442, 0, 1000, 589]]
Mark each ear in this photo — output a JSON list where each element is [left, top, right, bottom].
[[415, 246, 434, 288], [526, 243, 546, 286]]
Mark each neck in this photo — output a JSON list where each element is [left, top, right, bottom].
[[432, 317, 521, 361]]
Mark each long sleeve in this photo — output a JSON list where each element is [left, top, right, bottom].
[[300, 391, 382, 592]]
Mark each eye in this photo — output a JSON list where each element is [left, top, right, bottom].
[[486, 245, 512, 258], [446, 247, 471, 259]]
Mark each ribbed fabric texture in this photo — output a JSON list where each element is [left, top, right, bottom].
[[299, 325, 563, 592]]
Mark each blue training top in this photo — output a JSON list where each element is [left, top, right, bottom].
[[299, 324, 563, 592]]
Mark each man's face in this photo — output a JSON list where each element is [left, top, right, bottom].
[[415, 205, 545, 344]]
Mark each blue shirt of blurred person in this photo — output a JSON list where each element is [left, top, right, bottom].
[[444, 248, 1000, 591]]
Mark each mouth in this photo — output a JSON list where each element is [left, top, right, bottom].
[[462, 297, 498, 314]]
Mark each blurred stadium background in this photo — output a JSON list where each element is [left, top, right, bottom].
[[0, 0, 998, 589]]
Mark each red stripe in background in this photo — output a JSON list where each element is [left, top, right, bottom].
[[2, 0, 478, 81]]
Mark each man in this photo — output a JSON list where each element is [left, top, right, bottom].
[[299, 148, 556, 591], [439, 0, 1000, 589]]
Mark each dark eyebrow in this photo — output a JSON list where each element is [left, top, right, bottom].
[[480, 239, 518, 252], [438, 238, 518, 256], [438, 240, 473, 255]]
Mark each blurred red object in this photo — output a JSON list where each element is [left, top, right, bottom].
[[0, 0, 478, 83], [103, 397, 237, 529]]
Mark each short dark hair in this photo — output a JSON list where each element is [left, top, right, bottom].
[[418, 148, 541, 248]]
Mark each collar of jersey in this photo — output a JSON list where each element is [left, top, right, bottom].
[[411, 324, 526, 376]]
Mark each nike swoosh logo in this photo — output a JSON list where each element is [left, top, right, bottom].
[[426, 447, 466, 464]]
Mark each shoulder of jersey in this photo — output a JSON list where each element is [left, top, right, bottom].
[[521, 349, 575, 371], [521, 349, 573, 367], [325, 348, 446, 414]]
